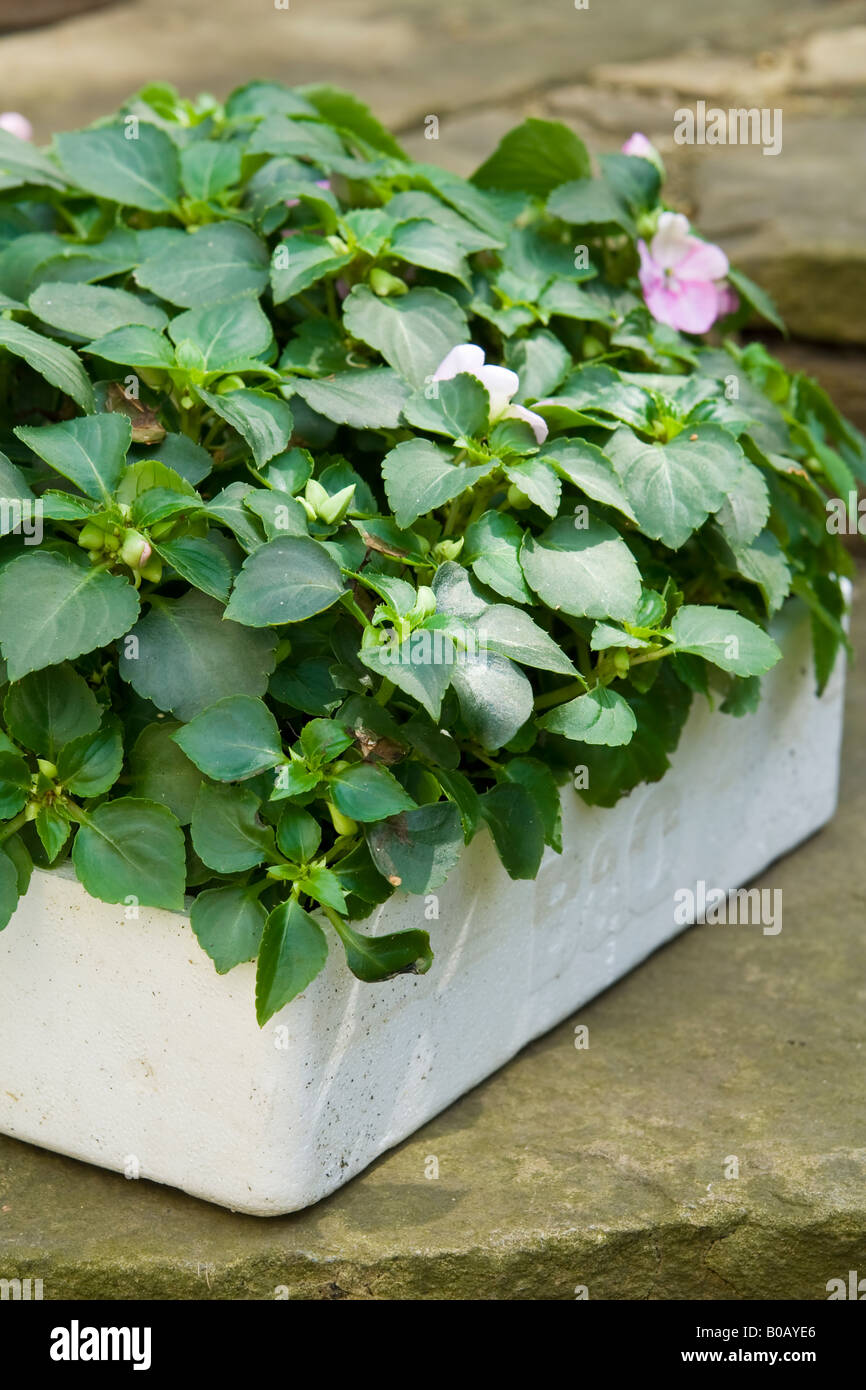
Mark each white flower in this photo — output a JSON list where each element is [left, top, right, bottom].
[[0, 112, 33, 142], [433, 343, 548, 444]]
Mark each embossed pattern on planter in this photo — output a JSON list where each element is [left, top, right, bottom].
[[0, 596, 848, 1214]]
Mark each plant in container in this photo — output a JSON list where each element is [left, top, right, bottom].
[[0, 86, 859, 1212]]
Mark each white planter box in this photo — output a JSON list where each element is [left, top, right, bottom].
[[0, 596, 848, 1214]]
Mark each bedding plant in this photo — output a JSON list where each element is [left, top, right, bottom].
[[0, 84, 862, 1024]]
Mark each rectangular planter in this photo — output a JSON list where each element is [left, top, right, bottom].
[[0, 595, 848, 1215]]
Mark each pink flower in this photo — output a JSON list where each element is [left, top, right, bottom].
[[714, 282, 740, 319], [622, 132, 654, 159], [433, 344, 548, 443], [637, 211, 732, 334], [0, 112, 33, 142]]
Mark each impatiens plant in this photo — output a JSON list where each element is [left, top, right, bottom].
[[0, 85, 861, 1023]]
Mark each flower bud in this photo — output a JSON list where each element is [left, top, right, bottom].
[[216, 374, 246, 394], [304, 478, 330, 515], [139, 556, 163, 584], [78, 522, 106, 551], [119, 530, 152, 569], [327, 801, 358, 837], [369, 267, 408, 297], [37, 759, 57, 779], [432, 537, 464, 564], [408, 585, 437, 625], [506, 484, 533, 510], [318, 483, 356, 525]]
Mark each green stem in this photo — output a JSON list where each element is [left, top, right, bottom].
[[375, 677, 395, 707], [339, 592, 374, 632], [533, 680, 586, 712], [627, 645, 672, 669], [0, 809, 30, 844]]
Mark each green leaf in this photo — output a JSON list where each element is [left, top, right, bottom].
[[57, 123, 181, 213], [547, 177, 633, 233], [298, 866, 347, 914], [276, 803, 321, 862], [541, 438, 637, 522], [191, 781, 275, 873], [505, 330, 572, 402], [225, 535, 345, 626], [290, 367, 410, 429], [535, 364, 652, 433], [72, 797, 185, 909], [329, 913, 433, 983], [168, 297, 273, 372], [119, 590, 277, 721], [269, 657, 341, 716], [520, 515, 642, 622], [451, 649, 533, 750], [152, 535, 233, 603], [255, 898, 328, 1025], [30, 282, 168, 339], [137, 222, 269, 307], [606, 424, 745, 550], [172, 695, 283, 781], [196, 387, 293, 468], [538, 687, 637, 745], [0, 451, 35, 522], [328, 762, 416, 822], [721, 675, 761, 718], [388, 219, 471, 286], [36, 805, 70, 863], [726, 267, 786, 334], [0, 319, 94, 411], [0, 750, 30, 819], [0, 128, 67, 190], [503, 756, 562, 852], [463, 511, 533, 604], [127, 720, 202, 824], [366, 800, 463, 893], [180, 141, 242, 200], [86, 325, 175, 370], [299, 84, 408, 157], [381, 438, 491, 529], [55, 723, 121, 801], [15, 414, 131, 502], [713, 461, 770, 550], [402, 373, 490, 440], [246, 115, 346, 163], [479, 782, 545, 879], [725, 531, 791, 615], [474, 604, 577, 675], [359, 633, 455, 721], [299, 717, 354, 766], [342, 285, 468, 389], [137, 433, 212, 487], [198, 481, 266, 552], [190, 884, 266, 975], [668, 605, 782, 677], [503, 460, 561, 517], [4, 662, 100, 757], [270, 234, 352, 304], [0, 848, 21, 930], [472, 118, 591, 196], [226, 80, 317, 120], [0, 551, 138, 680]]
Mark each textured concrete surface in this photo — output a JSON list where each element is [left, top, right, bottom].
[[1, 582, 864, 1299]]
